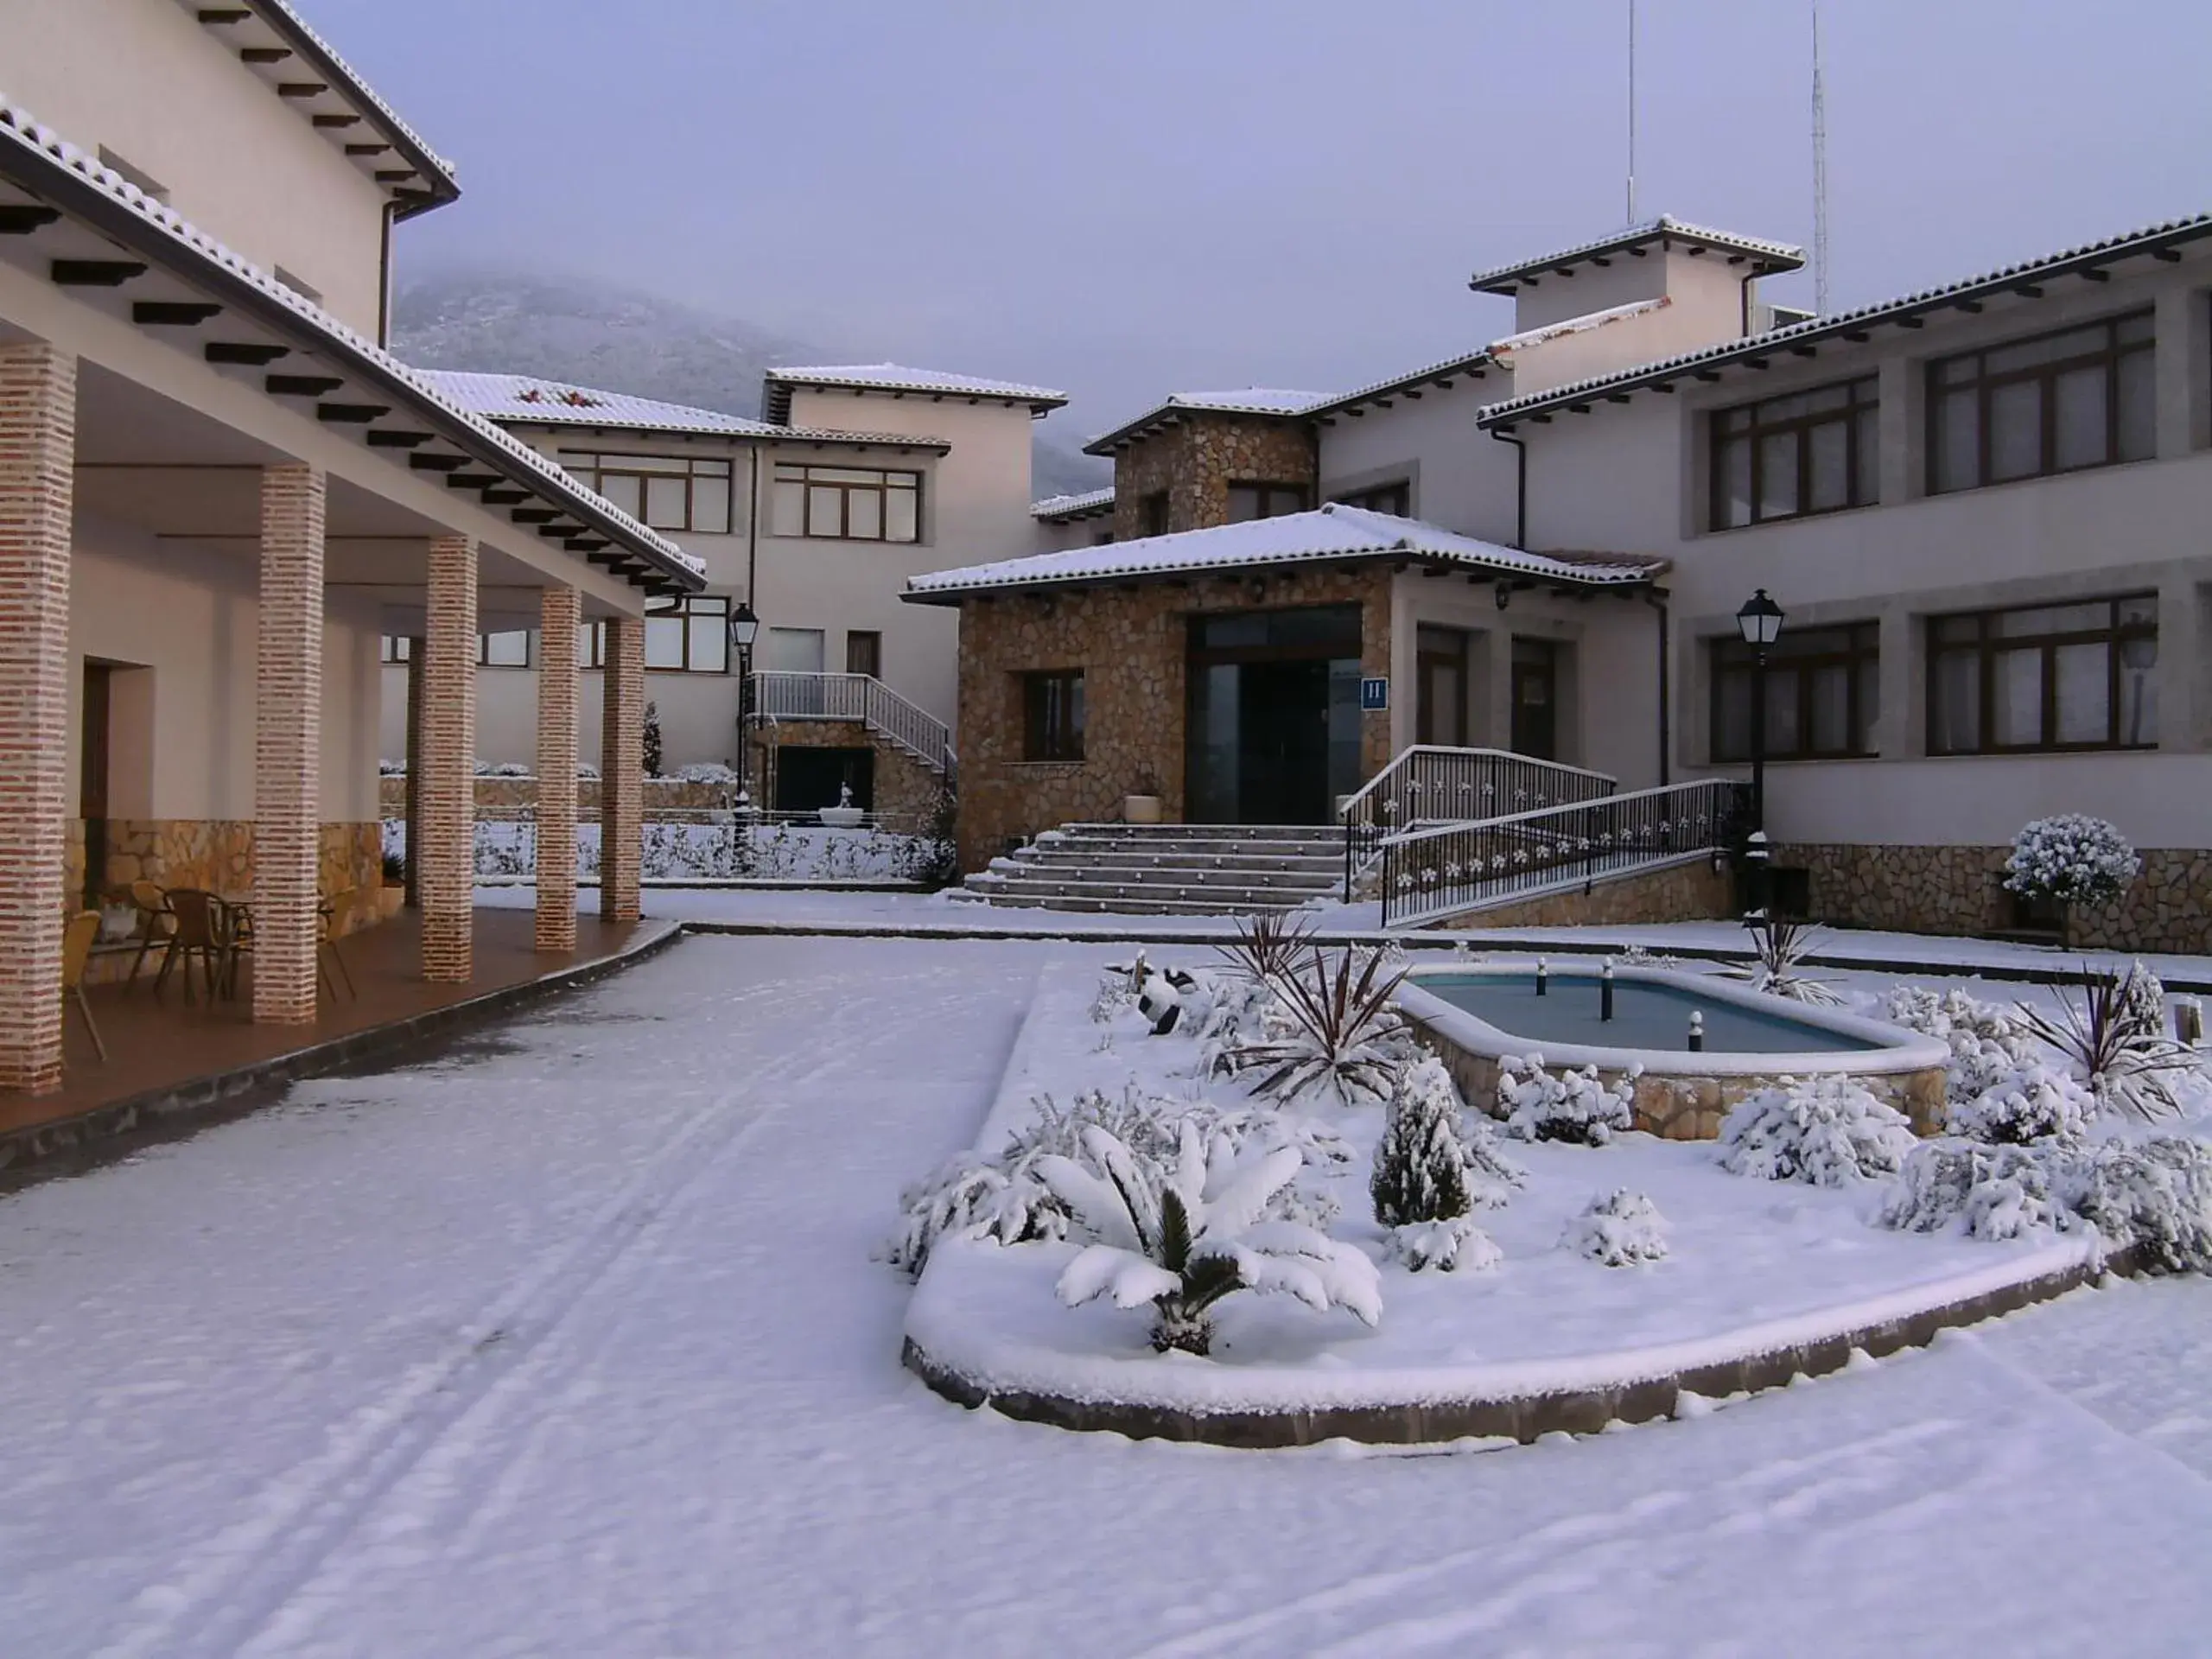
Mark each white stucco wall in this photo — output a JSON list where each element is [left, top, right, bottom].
[[1319, 380, 1519, 545], [0, 0, 395, 336]]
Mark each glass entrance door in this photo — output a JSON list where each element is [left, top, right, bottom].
[[1185, 605, 1363, 824], [1510, 639, 1558, 760]]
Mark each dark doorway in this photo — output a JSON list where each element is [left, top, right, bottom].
[[80, 663, 111, 910], [1510, 639, 1558, 760], [1416, 625, 1469, 747], [1237, 659, 1332, 824], [773, 745, 874, 812], [1185, 605, 1362, 824]]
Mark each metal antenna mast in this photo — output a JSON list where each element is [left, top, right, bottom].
[[1812, 0, 1831, 313], [1625, 0, 1638, 224]]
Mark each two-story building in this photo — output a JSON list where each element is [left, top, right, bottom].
[[0, 0, 695, 1099]]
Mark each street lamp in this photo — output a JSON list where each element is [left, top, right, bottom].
[[1734, 587, 1786, 871], [729, 600, 761, 810]]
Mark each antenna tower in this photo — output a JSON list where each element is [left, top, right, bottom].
[[1625, 0, 1637, 224], [1812, 0, 1831, 313]]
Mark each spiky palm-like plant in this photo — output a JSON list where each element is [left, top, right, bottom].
[[1214, 909, 1315, 987], [1724, 911, 1844, 1006], [2018, 963, 2204, 1122], [1236, 945, 1409, 1109]]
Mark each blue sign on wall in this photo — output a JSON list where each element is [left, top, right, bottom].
[[1359, 677, 1389, 711]]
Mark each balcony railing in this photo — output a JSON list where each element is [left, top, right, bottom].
[[1376, 778, 1747, 927], [747, 671, 956, 783], [1339, 746, 1617, 900]]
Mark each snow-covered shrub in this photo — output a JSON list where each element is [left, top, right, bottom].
[[1722, 913, 1842, 1005], [1193, 971, 1284, 1080], [880, 1153, 1070, 1276], [575, 761, 601, 781], [1497, 1054, 1637, 1146], [2020, 964, 2205, 1122], [1382, 1216, 1500, 1274], [1236, 945, 1408, 1109], [1564, 1190, 1669, 1265], [2004, 814, 2139, 911], [474, 760, 532, 778], [378, 757, 406, 777], [1881, 984, 2038, 1101], [1879, 1135, 2212, 1270], [1039, 1122, 1382, 1354], [1947, 1062, 2093, 1145], [670, 761, 740, 785], [1371, 1057, 1472, 1227], [1716, 1075, 1916, 1185]]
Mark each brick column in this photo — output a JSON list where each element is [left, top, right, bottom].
[[252, 463, 326, 1024], [419, 535, 476, 982], [535, 586, 580, 950], [0, 343, 74, 1094], [599, 613, 643, 923]]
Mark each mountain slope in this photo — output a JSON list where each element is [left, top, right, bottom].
[[391, 271, 1108, 497]]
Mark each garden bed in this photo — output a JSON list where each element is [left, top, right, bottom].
[[894, 955, 2197, 1446]]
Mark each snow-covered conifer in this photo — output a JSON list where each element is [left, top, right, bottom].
[[1716, 1075, 1916, 1185], [1563, 1190, 1669, 1265], [1371, 1057, 1473, 1227]]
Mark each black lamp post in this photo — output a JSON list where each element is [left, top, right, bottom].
[[729, 600, 761, 810], [1734, 585, 1786, 847]]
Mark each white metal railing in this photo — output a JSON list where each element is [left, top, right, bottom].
[[1339, 745, 1618, 899], [747, 671, 956, 780]]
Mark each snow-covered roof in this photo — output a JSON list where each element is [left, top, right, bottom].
[[762, 362, 1067, 422], [903, 504, 1659, 603], [175, 0, 459, 215], [1468, 216, 1805, 296], [1084, 388, 1337, 454], [416, 370, 950, 450], [1488, 296, 1670, 356], [1031, 486, 1116, 521], [0, 99, 702, 588], [1481, 209, 2212, 429], [1303, 349, 1499, 422]]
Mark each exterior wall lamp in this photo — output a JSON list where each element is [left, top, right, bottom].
[[1495, 578, 1513, 612], [1733, 586, 1787, 865], [729, 600, 761, 810]]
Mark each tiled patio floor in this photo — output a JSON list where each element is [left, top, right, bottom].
[[0, 907, 658, 1143]]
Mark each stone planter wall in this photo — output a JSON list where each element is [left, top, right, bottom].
[[1109, 411, 1319, 542], [1437, 855, 1734, 934], [950, 565, 1394, 872], [1780, 842, 2212, 954]]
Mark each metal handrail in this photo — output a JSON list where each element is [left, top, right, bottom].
[[1376, 778, 1745, 927], [747, 671, 956, 782], [1339, 745, 1617, 900]]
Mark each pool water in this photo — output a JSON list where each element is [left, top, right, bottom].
[[1419, 972, 1880, 1055]]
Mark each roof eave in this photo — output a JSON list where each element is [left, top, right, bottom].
[[903, 546, 1657, 605]]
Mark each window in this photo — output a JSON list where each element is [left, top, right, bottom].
[[1021, 670, 1085, 762], [575, 621, 607, 669], [480, 631, 531, 668], [845, 630, 882, 677], [1928, 594, 2157, 754], [1928, 311, 2154, 493], [1710, 377, 1878, 530], [560, 451, 734, 533], [643, 594, 730, 673], [768, 463, 919, 541], [1333, 480, 1411, 517], [1226, 482, 1310, 522], [1711, 623, 1880, 761], [380, 635, 410, 664], [1139, 491, 1170, 537]]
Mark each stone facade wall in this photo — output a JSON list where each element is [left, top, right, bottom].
[[746, 720, 948, 832], [1781, 842, 2212, 954], [1110, 412, 1319, 541], [952, 567, 1394, 871], [1438, 856, 1735, 933]]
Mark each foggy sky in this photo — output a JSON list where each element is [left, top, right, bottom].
[[315, 0, 2212, 448]]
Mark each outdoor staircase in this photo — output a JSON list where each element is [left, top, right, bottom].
[[950, 823, 1341, 916]]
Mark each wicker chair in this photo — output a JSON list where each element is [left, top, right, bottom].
[[124, 879, 174, 990], [156, 888, 232, 1005], [62, 909, 106, 1063]]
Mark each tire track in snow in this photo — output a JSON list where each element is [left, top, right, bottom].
[[92, 1083, 775, 1659]]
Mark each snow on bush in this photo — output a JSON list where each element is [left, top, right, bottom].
[[1497, 1054, 1638, 1146], [474, 760, 532, 778], [2019, 963, 2206, 1123], [1382, 1216, 1501, 1274], [1371, 1057, 1471, 1227], [1563, 1190, 1670, 1266], [669, 761, 741, 785], [1039, 1121, 1382, 1355], [1881, 984, 2038, 1102], [2003, 815, 2140, 910], [575, 761, 601, 781], [1878, 1135, 2212, 1271], [1715, 1075, 1916, 1186], [1946, 1062, 2094, 1145], [378, 757, 406, 776]]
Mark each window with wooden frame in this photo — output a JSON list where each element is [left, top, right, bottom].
[[1927, 310, 2155, 494], [480, 631, 530, 668], [845, 630, 881, 677], [1710, 623, 1880, 761], [1139, 490, 1170, 537], [768, 463, 920, 542], [1226, 481, 1310, 523], [559, 451, 734, 533], [1020, 669, 1085, 762], [1332, 480, 1412, 517], [1709, 376, 1878, 530], [642, 594, 731, 673], [1927, 594, 2157, 754]]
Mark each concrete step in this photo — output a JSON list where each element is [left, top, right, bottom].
[[1049, 823, 1340, 844], [962, 890, 1314, 917], [966, 874, 1326, 909], [1006, 849, 1341, 879]]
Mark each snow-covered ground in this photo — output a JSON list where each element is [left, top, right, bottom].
[[3, 935, 2210, 1656]]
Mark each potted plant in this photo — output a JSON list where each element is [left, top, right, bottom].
[[1123, 768, 1164, 825], [377, 848, 408, 920]]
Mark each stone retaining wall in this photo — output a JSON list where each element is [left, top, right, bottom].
[[1780, 842, 2211, 955]]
